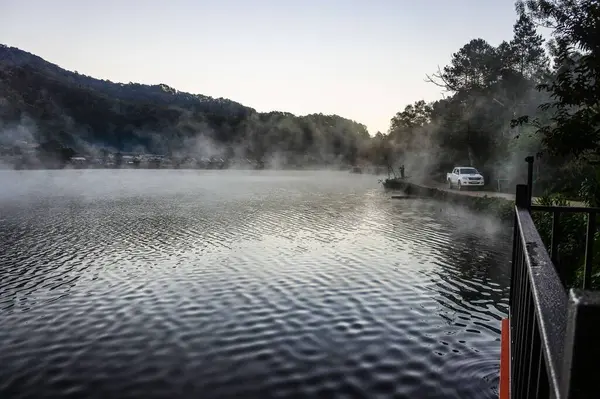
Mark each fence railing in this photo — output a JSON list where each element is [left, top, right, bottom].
[[508, 183, 600, 398]]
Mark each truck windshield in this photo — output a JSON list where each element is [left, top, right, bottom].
[[459, 168, 478, 174]]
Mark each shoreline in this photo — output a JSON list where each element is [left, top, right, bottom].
[[383, 179, 515, 221]]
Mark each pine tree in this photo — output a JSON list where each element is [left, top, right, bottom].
[[510, 14, 549, 80]]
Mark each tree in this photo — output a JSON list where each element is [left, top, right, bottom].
[[389, 100, 432, 132], [387, 100, 433, 161], [426, 39, 499, 93], [516, 0, 600, 159], [510, 13, 549, 80]]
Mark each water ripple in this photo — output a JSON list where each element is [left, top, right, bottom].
[[0, 170, 510, 398]]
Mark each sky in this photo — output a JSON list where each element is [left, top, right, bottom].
[[1, 0, 521, 135]]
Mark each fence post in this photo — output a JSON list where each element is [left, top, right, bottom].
[[525, 156, 534, 203], [516, 184, 530, 210], [583, 214, 596, 290], [560, 290, 600, 398]]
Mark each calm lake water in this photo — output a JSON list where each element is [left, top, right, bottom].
[[0, 170, 511, 399]]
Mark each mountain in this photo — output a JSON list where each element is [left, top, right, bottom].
[[0, 44, 371, 166]]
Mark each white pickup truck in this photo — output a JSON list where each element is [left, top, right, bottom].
[[446, 166, 485, 190]]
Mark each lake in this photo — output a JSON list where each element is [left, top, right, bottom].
[[0, 170, 511, 399]]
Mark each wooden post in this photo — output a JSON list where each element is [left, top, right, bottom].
[[525, 156, 534, 203], [516, 184, 530, 210], [560, 290, 600, 398]]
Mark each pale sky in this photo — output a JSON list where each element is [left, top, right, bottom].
[[1, 0, 520, 134]]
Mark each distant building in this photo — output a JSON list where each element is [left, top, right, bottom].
[[70, 156, 87, 164]]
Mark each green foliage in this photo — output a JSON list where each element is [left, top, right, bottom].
[[389, 100, 432, 133], [579, 167, 600, 207], [387, 100, 433, 158], [515, 0, 600, 160], [510, 13, 550, 80]]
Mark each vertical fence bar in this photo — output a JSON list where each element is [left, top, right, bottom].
[[551, 211, 560, 264], [515, 271, 526, 396], [527, 318, 542, 398], [516, 287, 534, 398], [583, 213, 596, 290], [512, 184, 530, 399], [510, 210, 519, 310], [535, 349, 549, 398], [551, 211, 563, 285], [511, 228, 522, 397]]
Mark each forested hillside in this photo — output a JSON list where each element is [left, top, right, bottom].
[[0, 44, 370, 166]]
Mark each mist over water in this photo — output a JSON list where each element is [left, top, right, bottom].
[[0, 170, 510, 399]]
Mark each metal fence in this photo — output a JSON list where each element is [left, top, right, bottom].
[[509, 184, 600, 398]]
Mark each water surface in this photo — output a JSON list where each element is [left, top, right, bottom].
[[0, 170, 510, 399]]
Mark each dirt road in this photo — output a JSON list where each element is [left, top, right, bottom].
[[417, 180, 586, 207], [422, 180, 516, 199]]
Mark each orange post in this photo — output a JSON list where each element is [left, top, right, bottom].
[[499, 318, 510, 399]]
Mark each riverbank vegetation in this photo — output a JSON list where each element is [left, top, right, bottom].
[[381, 1, 600, 288], [388, 181, 515, 221]]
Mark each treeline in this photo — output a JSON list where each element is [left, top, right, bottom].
[[0, 44, 372, 168], [381, 0, 599, 202]]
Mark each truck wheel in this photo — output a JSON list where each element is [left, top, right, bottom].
[[457, 181, 462, 190], [448, 180, 452, 189]]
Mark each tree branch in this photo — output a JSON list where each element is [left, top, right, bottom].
[[424, 65, 459, 92]]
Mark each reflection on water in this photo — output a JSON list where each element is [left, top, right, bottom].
[[0, 170, 510, 399]]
